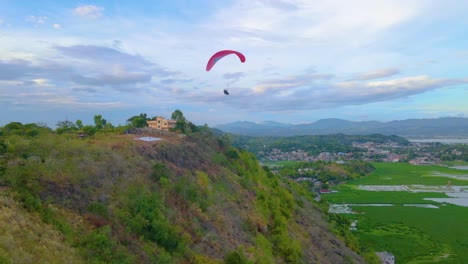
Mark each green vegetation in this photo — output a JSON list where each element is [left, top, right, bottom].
[[324, 186, 448, 204], [260, 160, 302, 167], [407, 143, 468, 162], [127, 113, 149, 128], [0, 194, 84, 263], [170, 109, 200, 134], [350, 162, 468, 186], [276, 160, 374, 182], [0, 112, 365, 263], [321, 162, 468, 264], [355, 206, 467, 264], [443, 161, 468, 166]]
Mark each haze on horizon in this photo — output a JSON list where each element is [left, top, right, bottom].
[[1, 0, 468, 127]]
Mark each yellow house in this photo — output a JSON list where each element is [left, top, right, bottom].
[[147, 116, 176, 131]]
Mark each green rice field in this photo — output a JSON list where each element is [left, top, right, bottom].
[[322, 162, 468, 264], [349, 162, 468, 186]]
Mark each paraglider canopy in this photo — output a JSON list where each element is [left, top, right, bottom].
[[206, 50, 246, 71]]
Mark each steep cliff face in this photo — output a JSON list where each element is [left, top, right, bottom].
[[0, 130, 364, 263]]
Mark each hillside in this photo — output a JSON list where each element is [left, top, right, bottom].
[[214, 117, 468, 137], [0, 124, 365, 263]]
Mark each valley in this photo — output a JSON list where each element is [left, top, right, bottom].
[[1, 117, 467, 263]]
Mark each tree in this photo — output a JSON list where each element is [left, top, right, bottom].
[[169, 109, 200, 134], [56, 120, 76, 134], [4, 122, 24, 133], [36, 122, 49, 128], [171, 109, 184, 121], [76, 120, 83, 129], [82, 125, 96, 136], [94, 114, 107, 130], [170, 109, 187, 132], [224, 247, 251, 264], [0, 139, 6, 176], [321, 182, 329, 189], [127, 113, 148, 128], [217, 134, 231, 149], [103, 122, 114, 129], [188, 122, 199, 133], [0, 139, 6, 155]]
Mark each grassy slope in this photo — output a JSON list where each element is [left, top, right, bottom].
[[0, 192, 84, 263], [0, 131, 364, 263], [323, 162, 468, 264]]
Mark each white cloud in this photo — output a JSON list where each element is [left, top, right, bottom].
[[14, 92, 124, 108], [300, 1, 419, 39], [364, 75, 462, 89], [188, 74, 468, 112], [31, 78, 50, 86], [27, 16, 47, 25], [73, 5, 103, 19], [53, 23, 61, 29], [207, 0, 423, 48], [251, 73, 334, 94], [335, 76, 468, 102], [351, 68, 401, 81]]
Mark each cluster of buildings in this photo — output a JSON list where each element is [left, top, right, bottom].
[[352, 142, 408, 162], [259, 148, 350, 162], [408, 157, 440, 165], [259, 141, 462, 165], [351, 141, 401, 149], [259, 149, 313, 161]]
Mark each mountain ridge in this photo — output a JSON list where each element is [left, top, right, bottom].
[[214, 117, 468, 137]]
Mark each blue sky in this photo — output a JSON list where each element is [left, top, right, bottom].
[[1, 0, 468, 127]]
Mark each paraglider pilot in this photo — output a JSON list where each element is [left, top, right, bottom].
[[205, 50, 245, 96]]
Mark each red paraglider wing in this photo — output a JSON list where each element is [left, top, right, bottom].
[[206, 50, 246, 71]]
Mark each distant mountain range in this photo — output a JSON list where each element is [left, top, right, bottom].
[[214, 117, 468, 137]]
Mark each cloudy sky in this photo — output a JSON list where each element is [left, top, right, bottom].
[[1, 0, 468, 127]]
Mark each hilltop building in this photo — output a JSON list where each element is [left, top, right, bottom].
[[147, 116, 176, 131]]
